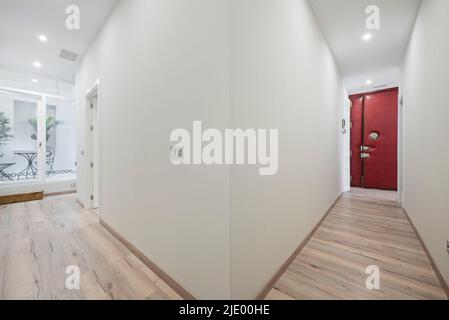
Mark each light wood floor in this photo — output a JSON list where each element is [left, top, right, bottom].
[[267, 188, 448, 300], [0, 194, 181, 300], [2, 190, 447, 300]]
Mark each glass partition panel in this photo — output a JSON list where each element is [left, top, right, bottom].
[[0, 90, 40, 183], [45, 97, 76, 180]]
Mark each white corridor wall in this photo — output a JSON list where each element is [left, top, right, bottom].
[[76, 0, 231, 299], [229, 0, 345, 299], [401, 0, 449, 287]]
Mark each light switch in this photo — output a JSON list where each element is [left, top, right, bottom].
[[170, 145, 184, 161]]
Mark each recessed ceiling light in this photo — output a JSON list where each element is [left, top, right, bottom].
[[366, 80, 372, 85], [363, 33, 372, 41], [33, 61, 42, 68], [31, 79, 39, 83], [38, 34, 48, 42]]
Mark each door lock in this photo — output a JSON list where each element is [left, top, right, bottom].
[[361, 153, 370, 159]]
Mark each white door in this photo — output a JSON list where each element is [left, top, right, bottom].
[[92, 97, 99, 209]]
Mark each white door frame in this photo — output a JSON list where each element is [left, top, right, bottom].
[[397, 90, 404, 204], [85, 80, 101, 210], [342, 96, 351, 193]]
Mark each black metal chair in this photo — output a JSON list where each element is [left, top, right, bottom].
[[0, 163, 15, 181], [46, 146, 56, 175]]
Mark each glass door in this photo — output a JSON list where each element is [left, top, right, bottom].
[[45, 97, 76, 181], [0, 89, 43, 184]]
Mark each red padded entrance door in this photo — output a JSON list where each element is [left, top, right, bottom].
[[350, 88, 398, 190]]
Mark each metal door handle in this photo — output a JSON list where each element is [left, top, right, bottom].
[[360, 145, 370, 151]]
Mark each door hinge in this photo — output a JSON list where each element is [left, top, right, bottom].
[[350, 150, 352, 157], [90, 125, 94, 131], [90, 195, 94, 201], [361, 176, 365, 185], [350, 121, 353, 129], [90, 103, 94, 109], [90, 162, 94, 168]]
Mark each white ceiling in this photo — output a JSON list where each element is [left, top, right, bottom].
[[309, 0, 421, 77], [0, 0, 421, 86], [343, 67, 399, 95], [0, 0, 118, 83]]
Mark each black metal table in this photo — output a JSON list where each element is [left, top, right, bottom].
[[14, 150, 38, 180]]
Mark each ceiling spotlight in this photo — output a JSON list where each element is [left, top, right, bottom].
[[363, 33, 372, 41], [366, 80, 372, 85], [38, 34, 48, 42], [31, 79, 39, 83], [33, 61, 42, 68]]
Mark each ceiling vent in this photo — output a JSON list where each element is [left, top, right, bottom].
[[59, 49, 78, 62]]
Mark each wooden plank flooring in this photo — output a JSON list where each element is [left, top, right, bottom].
[[267, 188, 448, 300], [2, 190, 447, 300], [0, 194, 182, 300]]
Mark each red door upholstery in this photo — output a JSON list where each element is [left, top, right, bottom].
[[350, 88, 398, 191], [363, 89, 398, 190]]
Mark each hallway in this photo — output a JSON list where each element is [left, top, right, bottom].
[[267, 189, 448, 300], [0, 195, 181, 300]]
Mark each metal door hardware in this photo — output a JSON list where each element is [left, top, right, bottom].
[[360, 145, 370, 151], [369, 131, 380, 141], [341, 119, 347, 134], [361, 153, 370, 159]]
